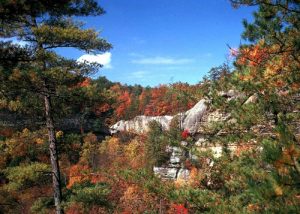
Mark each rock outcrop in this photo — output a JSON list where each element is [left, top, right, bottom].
[[181, 99, 208, 134], [109, 90, 244, 135], [110, 115, 173, 134], [110, 99, 209, 134], [153, 145, 189, 180]]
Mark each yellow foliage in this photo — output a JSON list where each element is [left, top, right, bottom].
[[8, 100, 22, 111], [35, 138, 44, 144], [0, 99, 7, 109], [100, 137, 120, 155], [124, 138, 144, 169], [22, 128, 30, 135], [56, 130, 64, 139], [274, 184, 283, 196], [247, 203, 260, 212], [83, 133, 97, 144]]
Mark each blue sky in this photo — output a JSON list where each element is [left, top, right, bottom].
[[58, 0, 256, 86]]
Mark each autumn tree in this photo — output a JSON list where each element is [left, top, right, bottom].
[[220, 0, 300, 210], [0, 1, 111, 213]]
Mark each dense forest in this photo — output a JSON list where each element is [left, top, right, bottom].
[[0, 0, 300, 213]]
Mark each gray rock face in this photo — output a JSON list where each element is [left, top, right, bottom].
[[110, 99, 209, 134], [153, 167, 178, 180], [153, 167, 190, 181], [154, 146, 188, 180], [168, 146, 183, 166], [110, 115, 173, 134], [181, 99, 208, 134]]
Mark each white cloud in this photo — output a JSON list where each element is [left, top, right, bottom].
[[131, 56, 193, 65], [77, 52, 112, 69]]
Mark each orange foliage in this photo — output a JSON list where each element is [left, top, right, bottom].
[[274, 145, 300, 175], [119, 185, 159, 213], [188, 167, 200, 187], [67, 164, 90, 188], [144, 85, 173, 116], [78, 78, 91, 87], [234, 144, 255, 157], [116, 91, 132, 117], [236, 42, 299, 91], [110, 82, 199, 121], [237, 44, 269, 67]]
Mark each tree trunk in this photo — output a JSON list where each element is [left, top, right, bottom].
[[44, 93, 63, 214]]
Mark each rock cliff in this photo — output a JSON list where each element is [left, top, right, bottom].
[[110, 98, 210, 134]]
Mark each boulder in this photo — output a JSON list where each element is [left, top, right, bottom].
[[181, 99, 208, 133], [218, 89, 245, 101], [244, 93, 258, 104]]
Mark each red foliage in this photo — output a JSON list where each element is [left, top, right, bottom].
[[111, 82, 200, 121], [144, 85, 169, 116], [171, 204, 188, 214], [116, 91, 132, 117], [181, 130, 190, 139]]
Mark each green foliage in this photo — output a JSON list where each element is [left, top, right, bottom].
[[30, 197, 53, 214], [208, 63, 230, 82], [60, 133, 82, 164], [67, 181, 110, 207], [0, 128, 49, 168], [145, 121, 170, 170], [166, 116, 184, 145], [119, 168, 175, 198], [2, 162, 51, 191], [81, 132, 99, 169], [262, 139, 281, 163]]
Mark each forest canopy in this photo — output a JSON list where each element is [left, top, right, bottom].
[[0, 0, 299, 213]]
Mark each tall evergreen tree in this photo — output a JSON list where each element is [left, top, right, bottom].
[[0, 1, 111, 213]]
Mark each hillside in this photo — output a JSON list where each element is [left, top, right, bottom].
[[0, 0, 300, 213]]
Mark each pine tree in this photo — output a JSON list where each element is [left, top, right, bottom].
[[0, 1, 111, 213]]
